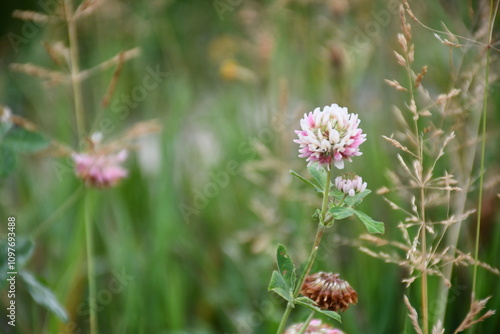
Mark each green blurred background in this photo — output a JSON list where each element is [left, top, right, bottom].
[[0, 0, 499, 333]]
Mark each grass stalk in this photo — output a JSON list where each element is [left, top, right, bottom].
[[437, 0, 495, 326], [404, 37, 429, 334], [420, 186, 428, 334], [84, 189, 98, 334], [297, 311, 316, 334], [64, 1, 96, 332], [64, 0, 86, 143], [471, 0, 494, 301]]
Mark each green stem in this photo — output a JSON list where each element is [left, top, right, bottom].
[[297, 311, 316, 334], [276, 303, 294, 334], [64, 0, 86, 144], [276, 166, 333, 333], [472, 0, 493, 301], [84, 190, 97, 334]]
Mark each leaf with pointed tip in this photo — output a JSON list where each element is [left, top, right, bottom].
[[315, 309, 342, 322], [20, 271, 69, 322], [2, 127, 49, 152], [344, 190, 371, 207], [353, 210, 385, 234], [329, 207, 355, 220], [294, 296, 317, 306], [268, 270, 293, 302], [330, 189, 345, 202], [0, 237, 34, 288], [295, 297, 342, 322], [290, 170, 323, 192], [276, 244, 296, 288], [307, 164, 328, 191]]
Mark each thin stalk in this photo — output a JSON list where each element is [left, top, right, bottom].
[[405, 34, 428, 334], [436, 0, 497, 324], [84, 190, 97, 334], [297, 311, 316, 334], [276, 166, 333, 333], [472, 0, 493, 300], [420, 185, 428, 334], [64, 0, 86, 143], [276, 303, 294, 334], [65, 2, 95, 333], [31, 186, 83, 239]]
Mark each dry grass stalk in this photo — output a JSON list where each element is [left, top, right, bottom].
[[12, 10, 50, 23], [9, 63, 68, 84], [432, 321, 444, 334], [43, 41, 70, 68], [73, 0, 104, 21], [453, 297, 495, 333], [77, 47, 141, 82], [415, 66, 427, 88], [384, 79, 407, 91], [374, 6, 500, 331], [404, 295, 423, 334], [101, 51, 125, 108]]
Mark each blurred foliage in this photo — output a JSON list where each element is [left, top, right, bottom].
[[0, 0, 499, 333]]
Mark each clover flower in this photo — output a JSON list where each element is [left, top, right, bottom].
[[285, 319, 344, 334], [335, 173, 367, 197], [71, 133, 128, 188], [294, 104, 366, 169], [300, 272, 358, 312]]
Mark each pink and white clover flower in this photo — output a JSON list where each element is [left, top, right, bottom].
[[335, 173, 367, 197], [71, 133, 128, 188], [294, 104, 366, 169]]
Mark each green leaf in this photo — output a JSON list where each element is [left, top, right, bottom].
[[0, 237, 34, 288], [294, 296, 317, 306], [295, 297, 342, 322], [2, 127, 49, 152], [307, 164, 328, 191], [0, 145, 16, 177], [330, 189, 345, 202], [353, 210, 385, 234], [315, 309, 342, 322], [16, 238, 34, 268], [344, 190, 372, 207], [276, 244, 296, 288], [290, 170, 323, 192], [329, 207, 355, 220], [20, 271, 69, 322], [268, 270, 293, 302]]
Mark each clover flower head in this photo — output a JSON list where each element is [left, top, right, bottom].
[[335, 173, 367, 197], [285, 318, 344, 334], [294, 104, 366, 169], [71, 132, 128, 188], [300, 272, 358, 312]]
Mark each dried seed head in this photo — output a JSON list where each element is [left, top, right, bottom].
[[300, 272, 358, 312], [415, 65, 428, 88], [407, 44, 414, 64], [384, 79, 407, 92], [12, 10, 49, 23], [397, 33, 408, 53], [285, 318, 344, 334], [394, 51, 406, 66]]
